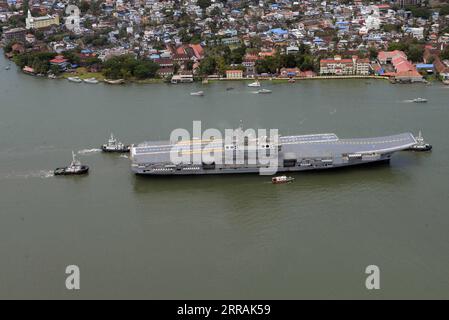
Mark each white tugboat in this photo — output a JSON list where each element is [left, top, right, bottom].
[[406, 131, 432, 151], [54, 152, 89, 175], [101, 133, 130, 153]]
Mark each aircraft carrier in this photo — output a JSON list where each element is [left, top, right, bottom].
[[130, 132, 417, 175]]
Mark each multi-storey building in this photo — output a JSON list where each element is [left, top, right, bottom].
[[320, 56, 371, 76], [26, 10, 59, 30]]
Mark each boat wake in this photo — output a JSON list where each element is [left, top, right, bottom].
[[78, 148, 101, 154], [2, 170, 54, 180], [120, 154, 129, 159], [401, 99, 414, 103]]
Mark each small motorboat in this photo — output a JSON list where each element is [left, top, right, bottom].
[[67, 76, 82, 83], [54, 152, 89, 176], [5, 65, 11, 70], [101, 133, 130, 153], [48, 74, 57, 79], [272, 176, 295, 184], [412, 98, 427, 103], [257, 89, 272, 94], [83, 77, 99, 84], [248, 80, 261, 87], [104, 79, 125, 84], [190, 91, 204, 96], [406, 131, 432, 152]]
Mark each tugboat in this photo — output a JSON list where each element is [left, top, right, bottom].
[[406, 131, 432, 152], [101, 133, 130, 153], [272, 176, 295, 184], [54, 152, 89, 176]]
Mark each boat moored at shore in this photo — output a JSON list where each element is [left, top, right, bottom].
[[83, 77, 99, 84], [67, 76, 82, 83], [104, 79, 125, 84]]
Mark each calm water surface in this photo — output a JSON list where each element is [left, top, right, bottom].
[[0, 51, 448, 299]]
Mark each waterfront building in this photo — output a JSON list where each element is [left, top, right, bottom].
[[2, 27, 26, 43], [320, 56, 354, 75], [355, 57, 371, 75], [320, 55, 372, 76], [378, 50, 423, 82], [279, 67, 301, 77], [156, 67, 174, 77], [49, 55, 70, 71], [26, 10, 59, 30], [226, 70, 243, 79]]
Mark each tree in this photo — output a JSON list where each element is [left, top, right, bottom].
[[199, 56, 217, 75], [102, 55, 159, 79], [79, 0, 91, 14], [407, 44, 424, 62], [133, 61, 159, 79], [197, 0, 211, 10], [368, 47, 378, 60], [441, 5, 449, 16]]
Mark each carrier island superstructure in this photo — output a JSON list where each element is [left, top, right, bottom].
[[130, 132, 417, 175]]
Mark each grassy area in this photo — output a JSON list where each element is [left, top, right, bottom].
[[62, 67, 164, 83], [62, 67, 105, 80], [133, 78, 164, 84]]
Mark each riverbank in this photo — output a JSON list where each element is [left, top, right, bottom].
[[206, 75, 392, 83]]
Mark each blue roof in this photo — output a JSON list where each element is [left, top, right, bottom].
[[416, 64, 434, 69], [270, 28, 288, 35]]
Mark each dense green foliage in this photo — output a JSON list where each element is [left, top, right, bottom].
[[388, 40, 424, 62], [197, 0, 212, 9], [255, 46, 317, 74], [102, 55, 159, 79], [13, 52, 56, 74], [440, 4, 449, 16], [405, 6, 431, 19]]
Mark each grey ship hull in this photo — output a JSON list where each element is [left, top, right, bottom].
[[130, 133, 416, 176]]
